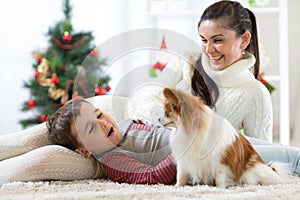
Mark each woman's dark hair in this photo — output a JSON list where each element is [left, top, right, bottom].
[[192, 57, 219, 108], [192, 0, 260, 107]]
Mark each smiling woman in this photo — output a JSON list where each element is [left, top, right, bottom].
[[199, 20, 251, 71], [197, 0, 260, 78]]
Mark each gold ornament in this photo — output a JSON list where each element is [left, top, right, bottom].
[[48, 87, 65, 100], [36, 58, 52, 86], [36, 58, 66, 102]]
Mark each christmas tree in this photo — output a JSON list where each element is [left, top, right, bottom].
[[20, 0, 111, 128]]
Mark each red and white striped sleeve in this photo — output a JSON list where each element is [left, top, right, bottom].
[[99, 152, 176, 184]]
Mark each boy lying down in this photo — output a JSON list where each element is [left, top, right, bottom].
[[47, 97, 300, 184], [1, 97, 300, 184]]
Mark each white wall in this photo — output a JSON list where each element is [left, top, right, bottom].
[[289, 0, 300, 142], [0, 0, 129, 134], [0, 0, 62, 134]]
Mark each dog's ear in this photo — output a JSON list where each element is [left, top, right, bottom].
[[163, 88, 179, 103]]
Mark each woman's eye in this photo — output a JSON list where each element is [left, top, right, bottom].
[[214, 39, 223, 43]]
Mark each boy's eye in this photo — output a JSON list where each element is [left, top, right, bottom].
[[97, 113, 102, 119]]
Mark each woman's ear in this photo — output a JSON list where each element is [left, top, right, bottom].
[[241, 31, 251, 50], [75, 147, 92, 158]]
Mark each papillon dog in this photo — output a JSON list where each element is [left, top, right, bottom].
[[162, 87, 290, 188]]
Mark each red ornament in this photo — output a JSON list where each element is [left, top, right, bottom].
[[39, 114, 47, 122], [34, 71, 39, 79], [152, 62, 166, 71], [90, 48, 98, 57], [27, 99, 37, 109], [160, 36, 167, 49], [62, 31, 72, 42], [37, 56, 43, 63], [260, 79, 266, 85], [95, 87, 106, 95], [106, 85, 111, 91], [259, 72, 266, 85], [51, 73, 59, 84]]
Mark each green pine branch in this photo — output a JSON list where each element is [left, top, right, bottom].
[[63, 0, 72, 20]]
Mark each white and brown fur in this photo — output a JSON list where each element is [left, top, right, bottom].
[[162, 87, 290, 188]]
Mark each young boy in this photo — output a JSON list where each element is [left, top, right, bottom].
[[47, 97, 176, 184], [2, 97, 299, 184]]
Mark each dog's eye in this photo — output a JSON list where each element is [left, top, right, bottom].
[[172, 104, 177, 111], [164, 111, 169, 117]]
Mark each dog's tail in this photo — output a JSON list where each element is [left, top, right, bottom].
[[268, 161, 292, 180]]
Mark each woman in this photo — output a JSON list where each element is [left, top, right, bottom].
[[139, 0, 271, 142], [133, 0, 300, 176]]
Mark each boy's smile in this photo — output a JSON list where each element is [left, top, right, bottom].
[[73, 102, 122, 156]]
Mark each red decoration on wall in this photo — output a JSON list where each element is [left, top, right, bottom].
[[160, 36, 167, 49], [258, 72, 275, 94], [152, 62, 166, 71], [150, 36, 168, 78]]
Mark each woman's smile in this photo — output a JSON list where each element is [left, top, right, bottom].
[[199, 19, 248, 71]]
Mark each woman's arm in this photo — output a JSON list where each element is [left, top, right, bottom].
[[157, 52, 200, 92], [242, 82, 273, 142], [99, 152, 176, 184], [129, 53, 199, 124]]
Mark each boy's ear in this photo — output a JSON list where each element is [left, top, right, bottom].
[[75, 147, 92, 158]]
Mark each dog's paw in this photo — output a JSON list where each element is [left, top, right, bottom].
[[175, 182, 184, 187], [215, 182, 228, 189]]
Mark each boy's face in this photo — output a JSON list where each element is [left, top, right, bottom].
[[73, 102, 122, 157]]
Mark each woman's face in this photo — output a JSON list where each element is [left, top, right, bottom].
[[74, 102, 122, 156], [199, 20, 250, 71]]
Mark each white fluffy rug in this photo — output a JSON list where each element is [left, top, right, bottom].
[[1, 177, 300, 200]]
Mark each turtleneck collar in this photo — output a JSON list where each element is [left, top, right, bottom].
[[201, 52, 256, 88]]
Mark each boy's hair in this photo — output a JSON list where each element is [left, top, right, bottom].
[[46, 97, 88, 151]]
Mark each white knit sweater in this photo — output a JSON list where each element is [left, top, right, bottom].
[[129, 52, 273, 142]]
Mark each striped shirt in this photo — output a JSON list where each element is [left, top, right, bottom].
[[95, 119, 176, 184]]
